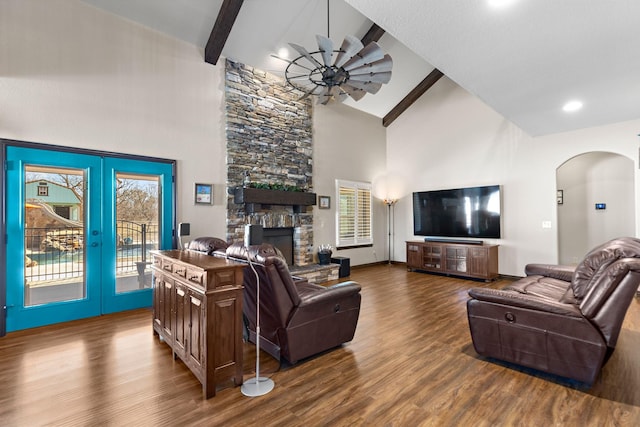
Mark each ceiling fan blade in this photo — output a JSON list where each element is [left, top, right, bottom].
[[289, 43, 323, 68], [316, 35, 333, 67], [316, 86, 332, 105], [342, 42, 385, 71], [339, 83, 367, 101], [329, 86, 349, 103], [334, 35, 364, 68], [271, 54, 315, 72], [298, 85, 319, 101], [348, 71, 392, 84], [348, 54, 393, 75], [317, 86, 348, 105], [345, 79, 382, 94]]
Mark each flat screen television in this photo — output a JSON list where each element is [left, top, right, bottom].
[[413, 185, 501, 239]]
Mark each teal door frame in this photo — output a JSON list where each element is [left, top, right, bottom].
[[101, 157, 174, 314], [5, 146, 103, 331], [0, 139, 176, 336]]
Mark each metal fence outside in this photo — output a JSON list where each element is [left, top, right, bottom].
[[25, 221, 159, 283]]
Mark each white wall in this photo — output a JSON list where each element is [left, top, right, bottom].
[[387, 77, 640, 276], [312, 102, 387, 265], [557, 152, 635, 264], [0, 0, 388, 265], [0, 0, 228, 240]]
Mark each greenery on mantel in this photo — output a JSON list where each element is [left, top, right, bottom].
[[245, 182, 305, 192]]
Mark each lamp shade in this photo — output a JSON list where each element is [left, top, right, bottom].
[[372, 172, 407, 201]]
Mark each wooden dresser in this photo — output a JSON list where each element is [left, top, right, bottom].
[[151, 250, 245, 398]]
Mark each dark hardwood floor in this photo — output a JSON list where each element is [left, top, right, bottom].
[[2, 264, 640, 426]]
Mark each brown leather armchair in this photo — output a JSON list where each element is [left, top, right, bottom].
[[467, 237, 640, 384], [226, 242, 362, 364]]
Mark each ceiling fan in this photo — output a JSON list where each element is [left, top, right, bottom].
[[274, 0, 393, 105]]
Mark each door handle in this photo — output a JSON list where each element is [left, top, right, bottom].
[[91, 242, 99, 247]]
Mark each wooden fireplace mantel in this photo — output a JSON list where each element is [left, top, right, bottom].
[[233, 187, 316, 213]]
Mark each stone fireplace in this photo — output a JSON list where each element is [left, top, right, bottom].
[[224, 60, 315, 266]]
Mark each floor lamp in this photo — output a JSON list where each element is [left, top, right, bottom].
[[241, 250, 275, 397], [384, 199, 397, 264]]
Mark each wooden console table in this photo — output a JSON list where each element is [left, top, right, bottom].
[[406, 241, 499, 281], [151, 250, 245, 398]]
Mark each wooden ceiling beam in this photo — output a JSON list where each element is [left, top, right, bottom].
[[361, 23, 385, 45], [355, 24, 443, 128], [382, 68, 444, 127], [205, 0, 244, 65]]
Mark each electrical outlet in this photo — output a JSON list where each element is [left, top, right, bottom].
[[542, 221, 552, 229]]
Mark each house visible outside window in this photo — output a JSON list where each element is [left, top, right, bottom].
[[53, 206, 71, 220], [37, 183, 48, 196], [336, 179, 372, 248]]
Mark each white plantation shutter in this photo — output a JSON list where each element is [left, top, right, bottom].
[[336, 180, 372, 247]]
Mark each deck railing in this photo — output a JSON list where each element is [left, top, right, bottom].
[[25, 221, 159, 283]]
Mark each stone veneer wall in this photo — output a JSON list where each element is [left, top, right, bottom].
[[225, 60, 315, 265]]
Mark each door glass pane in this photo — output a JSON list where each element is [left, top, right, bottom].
[[115, 173, 160, 294], [24, 166, 86, 306]]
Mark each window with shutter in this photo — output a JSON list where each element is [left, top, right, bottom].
[[336, 180, 372, 248]]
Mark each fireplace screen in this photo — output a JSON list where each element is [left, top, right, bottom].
[[246, 225, 294, 266]]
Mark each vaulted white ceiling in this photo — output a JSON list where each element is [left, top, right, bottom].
[[80, 0, 640, 136]]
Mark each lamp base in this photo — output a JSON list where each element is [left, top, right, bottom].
[[241, 376, 275, 397]]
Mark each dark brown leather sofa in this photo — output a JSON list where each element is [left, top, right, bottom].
[[185, 236, 230, 256], [467, 237, 640, 384], [226, 242, 362, 364]]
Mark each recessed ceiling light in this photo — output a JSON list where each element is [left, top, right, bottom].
[[488, 0, 517, 8], [277, 47, 289, 59], [562, 100, 583, 113]]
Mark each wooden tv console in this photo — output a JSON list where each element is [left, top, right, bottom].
[[406, 240, 499, 281], [151, 250, 245, 398]]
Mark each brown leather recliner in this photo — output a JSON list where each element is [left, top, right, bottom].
[[226, 242, 362, 364], [467, 237, 640, 384]]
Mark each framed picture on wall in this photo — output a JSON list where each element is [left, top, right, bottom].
[[319, 195, 330, 209], [195, 183, 213, 205]]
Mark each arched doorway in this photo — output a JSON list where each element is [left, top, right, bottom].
[[556, 152, 635, 264]]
